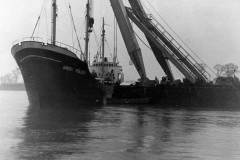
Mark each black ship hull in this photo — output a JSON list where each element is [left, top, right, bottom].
[[12, 41, 103, 107]]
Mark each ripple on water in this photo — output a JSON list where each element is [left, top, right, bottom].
[[0, 91, 240, 160]]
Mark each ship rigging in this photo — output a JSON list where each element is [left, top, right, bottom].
[[29, 0, 214, 84]]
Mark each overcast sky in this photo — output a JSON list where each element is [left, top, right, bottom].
[[0, 0, 240, 80]]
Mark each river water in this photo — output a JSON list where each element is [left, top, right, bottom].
[[0, 91, 240, 160]]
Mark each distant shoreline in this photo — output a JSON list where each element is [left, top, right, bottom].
[[0, 83, 25, 91]]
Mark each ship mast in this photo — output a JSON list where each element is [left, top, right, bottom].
[[84, 0, 90, 63], [84, 0, 94, 63], [51, 0, 57, 45], [101, 18, 105, 62]]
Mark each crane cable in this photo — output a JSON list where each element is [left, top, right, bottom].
[[93, 28, 102, 60], [106, 40, 113, 59], [144, 0, 216, 76], [135, 32, 151, 50]]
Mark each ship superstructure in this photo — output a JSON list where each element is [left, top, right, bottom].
[[89, 18, 124, 85]]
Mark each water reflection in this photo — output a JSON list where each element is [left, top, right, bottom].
[[15, 104, 240, 160], [17, 105, 99, 160]]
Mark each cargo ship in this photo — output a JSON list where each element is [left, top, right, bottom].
[[11, 0, 240, 107], [11, 0, 104, 107]]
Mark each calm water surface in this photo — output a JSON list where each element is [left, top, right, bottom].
[[0, 91, 240, 160]]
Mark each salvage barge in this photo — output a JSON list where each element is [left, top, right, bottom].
[[110, 81, 240, 106], [106, 0, 240, 107]]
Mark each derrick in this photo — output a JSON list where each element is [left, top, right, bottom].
[[128, 0, 174, 82], [109, 0, 147, 81], [109, 0, 211, 83]]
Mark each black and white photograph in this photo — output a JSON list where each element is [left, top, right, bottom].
[[0, 0, 240, 159]]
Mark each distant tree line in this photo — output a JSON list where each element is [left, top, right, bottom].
[[0, 68, 21, 84], [214, 63, 239, 77]]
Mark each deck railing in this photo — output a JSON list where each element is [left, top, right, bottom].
[[13, 37, 84, 60]]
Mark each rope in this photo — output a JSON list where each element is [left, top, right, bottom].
[[93, 28, 102, 60], [106, 40, 113, 59], [44, 7, 49, 39], [31, 16, 41, 38], [68, 3, 84, 56], [31, 0, 46, 37], [144, 0, 216, 76], [135, 32, 151, 50], [93, 28, 100, 51]]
